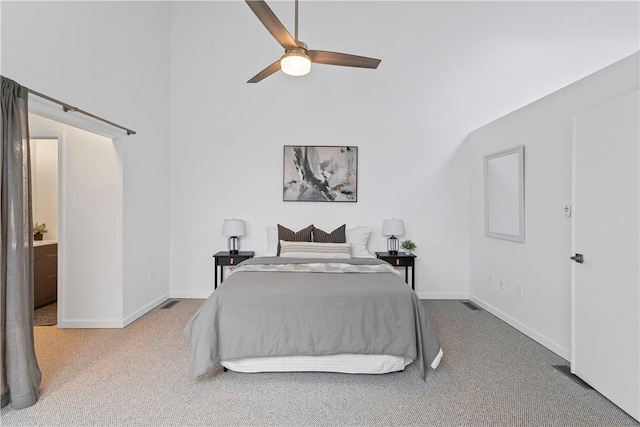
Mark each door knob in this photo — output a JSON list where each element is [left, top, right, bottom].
[[570, 253, 584, 263]]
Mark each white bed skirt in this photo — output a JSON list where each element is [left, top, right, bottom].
[[221, 349, 443, 374]]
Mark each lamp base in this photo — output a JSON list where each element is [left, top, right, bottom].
[[228, 236, 239, 255], [387, 236, 399, 255]]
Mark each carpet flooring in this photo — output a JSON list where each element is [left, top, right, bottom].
[[1, 299, 638, 426], [33, 302, 57, 327]]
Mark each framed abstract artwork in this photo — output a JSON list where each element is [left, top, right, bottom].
[[283, 146, 358, 202]]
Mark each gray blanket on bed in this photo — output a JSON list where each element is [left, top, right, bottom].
[[183, 257, 441, 380]]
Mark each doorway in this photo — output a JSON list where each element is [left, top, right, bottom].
[[31, 138, 60, 325], [29, 112, 124, 328]]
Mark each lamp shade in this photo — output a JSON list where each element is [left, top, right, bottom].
[[222, 219, 246, 237], [382, 219, 405, 236], [280, 52, 312, 76]]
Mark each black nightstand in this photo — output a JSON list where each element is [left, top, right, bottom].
[[213, 251, 254, 289], [375, 252, 416, 290]]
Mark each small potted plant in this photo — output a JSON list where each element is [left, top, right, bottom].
[[33, 222, 47, 241], [401, 240, 416, 255]]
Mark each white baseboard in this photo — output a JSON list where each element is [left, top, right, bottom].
[[170, 291, 468, 301], [122, 293, 170, 327], [58, 293, 170, 329], [469, 295, 571, 361], [174, 289, 470, 301], [416, 292, 469, 300], [170, 291, 211, 299], [58, 318, 125, 329]]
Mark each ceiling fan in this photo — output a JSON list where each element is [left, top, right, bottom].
[[245, 0, 381, 83]]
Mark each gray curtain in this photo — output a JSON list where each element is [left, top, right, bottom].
[[1, 76, 42, 409]]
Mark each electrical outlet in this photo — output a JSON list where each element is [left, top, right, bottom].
[[499, 277, 505, 290], [517, 283, 524, 297], [147, 270, 153, 282], [489, 273, 494, 286]]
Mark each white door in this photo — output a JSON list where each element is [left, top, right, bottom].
[[572, 90, 639, 421]]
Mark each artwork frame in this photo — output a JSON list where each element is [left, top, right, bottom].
[[484, 145, 525, 243], [283, 145, 358, 202]]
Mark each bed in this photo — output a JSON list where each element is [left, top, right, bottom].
[[184, 255, 442, 380]]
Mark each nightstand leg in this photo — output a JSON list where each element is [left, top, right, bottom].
[[221, 266, 224, 283], [214, 265, 218, 290], [405, 266, 409, 284], [412, 266, 415, 291]]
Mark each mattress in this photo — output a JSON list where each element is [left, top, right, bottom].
[[221, 349, 443, 374], [221, 354, 412, 374]]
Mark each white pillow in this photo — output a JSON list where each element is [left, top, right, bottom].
[[346, 226, 374, 258], [266, 225, 278, 255], [279, 241, 352, 259]]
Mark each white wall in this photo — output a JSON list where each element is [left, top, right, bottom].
[[169, 1, 639, 299], [30, 114, 124, 327], [1, 2, 172, 325], [2, 1, 638, 317], [468, 53, 639, 359], [31, 139, 59, 240]]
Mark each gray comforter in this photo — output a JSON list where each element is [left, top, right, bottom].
[[184, 257, 441, 380]]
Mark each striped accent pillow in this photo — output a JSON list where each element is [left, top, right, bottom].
[[313, 224, 347, 243], [279, 241, 352, 259], [277, 224, 314, 255]]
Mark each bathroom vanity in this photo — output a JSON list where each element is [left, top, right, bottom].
[[34, 240, 57, 308]]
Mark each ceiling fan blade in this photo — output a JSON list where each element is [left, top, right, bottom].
[[246, 0, 297, 49], [308, 50, 381, 69], [247, 60, 281, 83]]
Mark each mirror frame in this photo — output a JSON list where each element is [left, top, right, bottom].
[[484, 145, 525, 243]]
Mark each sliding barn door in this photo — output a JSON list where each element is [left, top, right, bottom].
[[571, 90, 639, 421]]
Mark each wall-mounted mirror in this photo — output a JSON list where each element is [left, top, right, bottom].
[[484, 145, 524, 243]]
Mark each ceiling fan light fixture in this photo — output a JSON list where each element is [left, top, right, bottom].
[[280, 51, 312, 76], [245, 0, 381, 83]]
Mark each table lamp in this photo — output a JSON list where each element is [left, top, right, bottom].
[[382, 219, 405, 255], [222, 219, 246, 254]]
